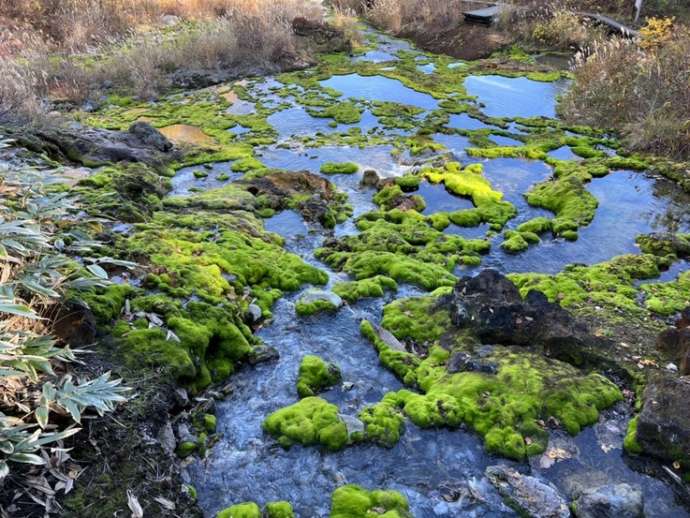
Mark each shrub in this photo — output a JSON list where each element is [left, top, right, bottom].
[[560, 24, 690, 159]]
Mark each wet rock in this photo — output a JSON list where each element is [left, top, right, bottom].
[[360, 169, 381, 188], [374, 324, 407, 352], [573, 483, 643, 518], [636, 375, 690, 464], [10, 123, 177, 167], [128, 122, 173, 152], [246, 303, 263, 324], [450, 269, 591, 355], [485, 465, 570, 518], [338, 414, 365, 436], [655, 322, 690, 375], [342, 381, 355, 391], [158, 421, 177, 455], [173, 388, 190, 409], [176, 423, 197, 444], [247, 344, 280, 365], [239, 171, 347, 227], [446, 351, 497, 374]]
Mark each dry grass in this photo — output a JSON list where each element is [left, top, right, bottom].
[[560, 24, 690, 159], [0, 0, 323, 122]]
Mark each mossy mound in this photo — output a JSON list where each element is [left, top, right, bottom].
[[422, 162, 516, 230], [263, 397, 348, 451], [380, 295, 451, 345], [216, 501, 294, 518], [358, 341, 622, 459], [641, 270, 690, 315], [329, 485, 412, 518], [623, 416, 643, 454], [321, 162, 359, 175], [333, 275, 398, 303], [297, 355, 342, 398]]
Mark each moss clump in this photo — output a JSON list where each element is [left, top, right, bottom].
[[309, 101, 362, 124], [176, 441, 197, 458], [217, 502, 261, 518], [381, 295, 450, 344], [358, 393, 406, 447], [360, 345, 622, 459], [321, 162, 359, 175], [297, 355, 342, 398], [265, 501, 294, 518], [203, 413, 217, 433], [263, 397, 348, 451], [76, 284, 137, 325], [295, 292, 342, 316], [517, 217, 552, 235], [642, 270, 690, 315], [422, 162, 516, 230], [501, 232, 529, 253], [333, 276, 398, 303], [360, 320, 420, 385], [193, 170, 209, 179], [395, 174, 422, 192], [623, 416, 643, 454], [329, 485, 412, 518], [510, 254, 663, 313]]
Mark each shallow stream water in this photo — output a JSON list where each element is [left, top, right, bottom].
[[184, 28, 690, 517]]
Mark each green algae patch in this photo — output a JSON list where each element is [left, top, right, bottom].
[[263, 396, 348, 451], [321, 162, 359, 175], [265, 501, 294, 518], [330, 485, 412, 518], [333, 275, 398, 303], [297, 355, 342, 398], [217, 502, 261, 518], [422, 162, 516, 230], [309, 101, 362, 124], [501, 229, 540, 254], [381, 295, 450, 344]]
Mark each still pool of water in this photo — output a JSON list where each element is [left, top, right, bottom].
[[465, 75, 569, 118], [320, 74, 439, 111]]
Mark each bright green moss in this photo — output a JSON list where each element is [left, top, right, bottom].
[[517, 217, 552, 235], [76, 284, 137, 324], [231, 157, 266, 173], [263, 397, 348, 451], [370, 101, 423, 129], [329, 485, 412, 518], [333, 276, 398, 302], [310, 101, 362, 124], [510, 254, 663, 312], [297, 355, 342, 398], [381, 295, 451, 344], [295, 295, 341, 316], [265, 501, 294, 518], [193, 170, 209, 179], [217, 502, 261, 518], [116, 326, 197, 380], [321, 162, 359, 175], [642, 270, 690, 315], [422, 162, 516, 230], [623, 416, 643, 454], [360, 320, 420, 385], [176, 441, 197, 458], [358, 394, 406, 447], [203, 414, 217, 433], [501, 232, 529, 253], [395, 174, 422, 192]]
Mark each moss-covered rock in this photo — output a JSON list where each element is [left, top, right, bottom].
[[321, 162, 359, 175], [263, 397, 348, 451], [217, 502, 261, 518], [329, 485, 412, 518], [297, 355, 342, 398], [333, 276, 398, 303]]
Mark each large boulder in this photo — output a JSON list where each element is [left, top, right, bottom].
[[636, 375, 690, 464], [572, 483, 643, 518], [485, 465, 570, 518], [11, 122, 176, 167], [450, 269, 589, 354]]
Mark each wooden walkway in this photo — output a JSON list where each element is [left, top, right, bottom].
[[462, 2, 638, 38]]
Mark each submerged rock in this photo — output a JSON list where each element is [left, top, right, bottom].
[[295, 289, 343, 316], [360, 169, 381, 188], [450, 269, 590, 354], [572, 483, 643, 518], [636, 375, 690, 465], [485, 465, 570, 518]]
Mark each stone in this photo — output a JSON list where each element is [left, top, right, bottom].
[[573, 483, 643, 518], [485, 465, 570, 518], [173, 388, 190, 409], [128, 121, 173, 152], [338, 414, 365, 436], [360, 169, 381, 188], [450, 269, 592, 356], [446, 351, 497, 374], [247, 344, 280, 365], [247, 303, 263, 324], [298, 289, 343, 310], [158, 421, 176, 455], [636, 375, 690, 464]]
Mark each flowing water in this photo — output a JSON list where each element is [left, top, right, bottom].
[[184, 28, 690, 517]]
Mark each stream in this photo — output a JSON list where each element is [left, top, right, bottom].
[[183, 27, 690, 517]]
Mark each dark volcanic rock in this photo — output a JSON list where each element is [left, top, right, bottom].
[[11, 122, 176, 167], [636, 375, 690, 464], [572, 483, 643, 518], [450, 269, 589, 354]]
